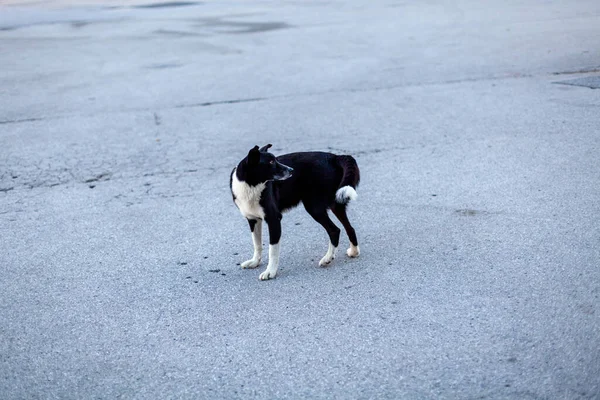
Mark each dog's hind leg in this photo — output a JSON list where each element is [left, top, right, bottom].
[[304, 203, 341, 266], [241, 219, 262, 269], [331, 204, 360, 258]]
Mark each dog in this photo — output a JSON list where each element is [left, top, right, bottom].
[[230, 144, 360, 280]]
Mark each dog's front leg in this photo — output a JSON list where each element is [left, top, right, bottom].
[[259, 214, 281, 280], [241, 219, 262, 269]]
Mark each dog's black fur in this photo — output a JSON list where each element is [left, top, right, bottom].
[[230, 144, 360, 279]]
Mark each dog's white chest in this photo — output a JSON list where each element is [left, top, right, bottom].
[[231, 170, 266, 220]]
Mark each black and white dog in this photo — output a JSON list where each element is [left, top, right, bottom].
[[230, 144, 360, 280]]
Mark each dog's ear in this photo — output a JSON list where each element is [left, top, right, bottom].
[[248, 145, 260, 164], [259, 144, 272, 152]]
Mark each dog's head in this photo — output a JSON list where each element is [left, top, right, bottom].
[[240, 144, 293, 185]]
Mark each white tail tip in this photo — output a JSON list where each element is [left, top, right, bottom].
[[335, 186, 357, 204]]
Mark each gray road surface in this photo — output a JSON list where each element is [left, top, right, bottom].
[[1, 1, 599, 398]]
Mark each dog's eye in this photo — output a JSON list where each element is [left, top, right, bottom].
[[270, 160, 275, 165]]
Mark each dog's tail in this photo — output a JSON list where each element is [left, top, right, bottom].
[[335, 155, 360, 205]]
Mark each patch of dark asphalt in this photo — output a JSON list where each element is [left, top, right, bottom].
[[455, 209, 482, 216], [145, 63, 183, 69], [554, 76, 600, 89], [133, 2, 201, 9], [152, 29, 204, 38], [196, 18, 291, 34]]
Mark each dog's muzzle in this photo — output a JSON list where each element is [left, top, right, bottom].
[[274, 163, 293, 181]]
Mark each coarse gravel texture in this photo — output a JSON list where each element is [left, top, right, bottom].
[[1, 0, 599, 399]]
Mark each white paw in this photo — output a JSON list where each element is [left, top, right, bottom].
[[347, 245, 360, 258], [259, 269, 277, 280], [319, 243, 337, 267], [319, 254, 335, 267], [241, 258, 261, 269]]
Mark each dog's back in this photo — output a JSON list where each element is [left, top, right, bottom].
[[272, 151, 360, 212]]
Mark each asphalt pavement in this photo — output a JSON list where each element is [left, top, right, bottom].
[[1, 1, 599, 398]]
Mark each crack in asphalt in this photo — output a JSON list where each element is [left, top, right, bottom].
[[0, 117, 45, 125], [173, 97, 267, 109], [0, 72, 540, 126], [1, 163, 226, 194], [551, 66, 600, 75], [84, 172, 112, 183]]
